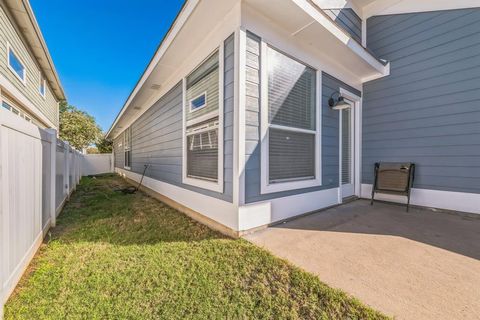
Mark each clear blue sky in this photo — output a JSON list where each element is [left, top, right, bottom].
[[30, 0, 185, 132]]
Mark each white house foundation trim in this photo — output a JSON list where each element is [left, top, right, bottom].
[[361, 184, 480, 215], [115, 168, 239, 233], [238, 187, 340, 231]]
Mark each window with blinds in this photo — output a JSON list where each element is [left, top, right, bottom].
[[124, 127, 132, 169], [185, 50, 220, 182], [267, 47, 317, 184]]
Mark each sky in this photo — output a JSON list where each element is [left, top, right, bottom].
[[30, 0, 185, 132]]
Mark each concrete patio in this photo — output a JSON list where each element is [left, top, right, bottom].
[[244, 200, 480, 320]]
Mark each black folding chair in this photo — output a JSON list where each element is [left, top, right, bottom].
[[371, 162, 415, 212]]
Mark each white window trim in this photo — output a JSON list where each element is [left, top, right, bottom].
[[260, 42, 322, 194], [124, 127, 131, 170], [6, 42, 26, 86], [182, 45, 224, 193], [189, 91, 207, 113], [339, 87, 362, 199]]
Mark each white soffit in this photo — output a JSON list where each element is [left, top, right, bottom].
[[245, 0, 389, 80]]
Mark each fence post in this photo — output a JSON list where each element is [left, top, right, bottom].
[[72, 150, 76, 191], [64, 142, 70, 200], [77, 152, 81, 183], [46, 129, 57, 227]]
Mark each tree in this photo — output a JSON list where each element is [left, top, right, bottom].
[[59, 101, 102, 150], [96, 137, 113, 153], [86, 147, 99, 154]]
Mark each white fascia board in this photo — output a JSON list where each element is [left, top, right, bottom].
[[291, 0, 389, 76], [363, 0, 480, 18], [106, 0, 200, 139], [0, 73, 57, 129]]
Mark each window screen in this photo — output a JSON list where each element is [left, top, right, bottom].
[[184, 50, 220, 183], [186, 118, 219, 181], [266, 47, 317, 184]]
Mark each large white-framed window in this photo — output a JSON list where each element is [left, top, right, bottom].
[[124, 127, 132, 169], [182, 46, 224, 193], [7, 42, 26, 85], [260, 43, 322, 194]]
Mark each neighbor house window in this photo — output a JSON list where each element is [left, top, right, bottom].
[[183, 49, 223, 191], [261, 46, 320, 193], [7, 45, 26, 83], [190, 92, 207, 111], [124, 127, 132, 169], [39, 76, 46, 97], [2, 99, 19, 115]]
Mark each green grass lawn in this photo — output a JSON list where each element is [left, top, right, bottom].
[[5, 174, 387, 319]]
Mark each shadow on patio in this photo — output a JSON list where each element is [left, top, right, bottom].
[[245, 199, 480, 320], [272, 199, 480, 260]]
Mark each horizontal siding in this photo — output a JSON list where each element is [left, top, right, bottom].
[[114, 34, 235, 202], [244, 31, 361, 203], [0, 5, 58, 127], [324, 8, 362, 43], [363, 8, 480, 194]]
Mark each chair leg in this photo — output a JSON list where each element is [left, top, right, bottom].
[[371, 191, 375, 205], [406, 194, 411, 212]]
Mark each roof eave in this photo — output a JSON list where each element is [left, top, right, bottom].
[[106, 0, 193, 139]]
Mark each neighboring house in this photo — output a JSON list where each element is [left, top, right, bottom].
[[107, 0, 480, 236], [0, 0, 65, 129]]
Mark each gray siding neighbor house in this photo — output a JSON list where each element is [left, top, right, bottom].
[[107, 0, 480, 236], [0, 0, 65, 129]]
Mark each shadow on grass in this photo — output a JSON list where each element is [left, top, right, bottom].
[[6, 174, 389, 320], [51, 174, 226, 246]]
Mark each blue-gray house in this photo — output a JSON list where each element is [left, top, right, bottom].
[[107, 0, 480, 236]]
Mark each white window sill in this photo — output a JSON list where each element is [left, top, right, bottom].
[[183, 175, 223, 193], [8, 65, 26, 86], [261, 177, 322, 194]]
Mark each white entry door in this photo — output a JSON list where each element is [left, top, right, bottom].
[[340, 99, 355, 199]]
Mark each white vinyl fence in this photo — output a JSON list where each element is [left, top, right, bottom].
[[0, 108, 87, 315], [82, 153, 114, 176]]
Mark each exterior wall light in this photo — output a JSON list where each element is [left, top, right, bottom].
[[328, 92, 351, 110]]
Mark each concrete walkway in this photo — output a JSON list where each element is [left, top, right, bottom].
[[244, 200, 480, 320]]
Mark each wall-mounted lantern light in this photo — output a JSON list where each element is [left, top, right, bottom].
[[328, 92, 351, 110]]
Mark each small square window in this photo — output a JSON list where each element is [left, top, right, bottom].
[[190, 93, 206, 111], [8, 46, 26, 83]]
